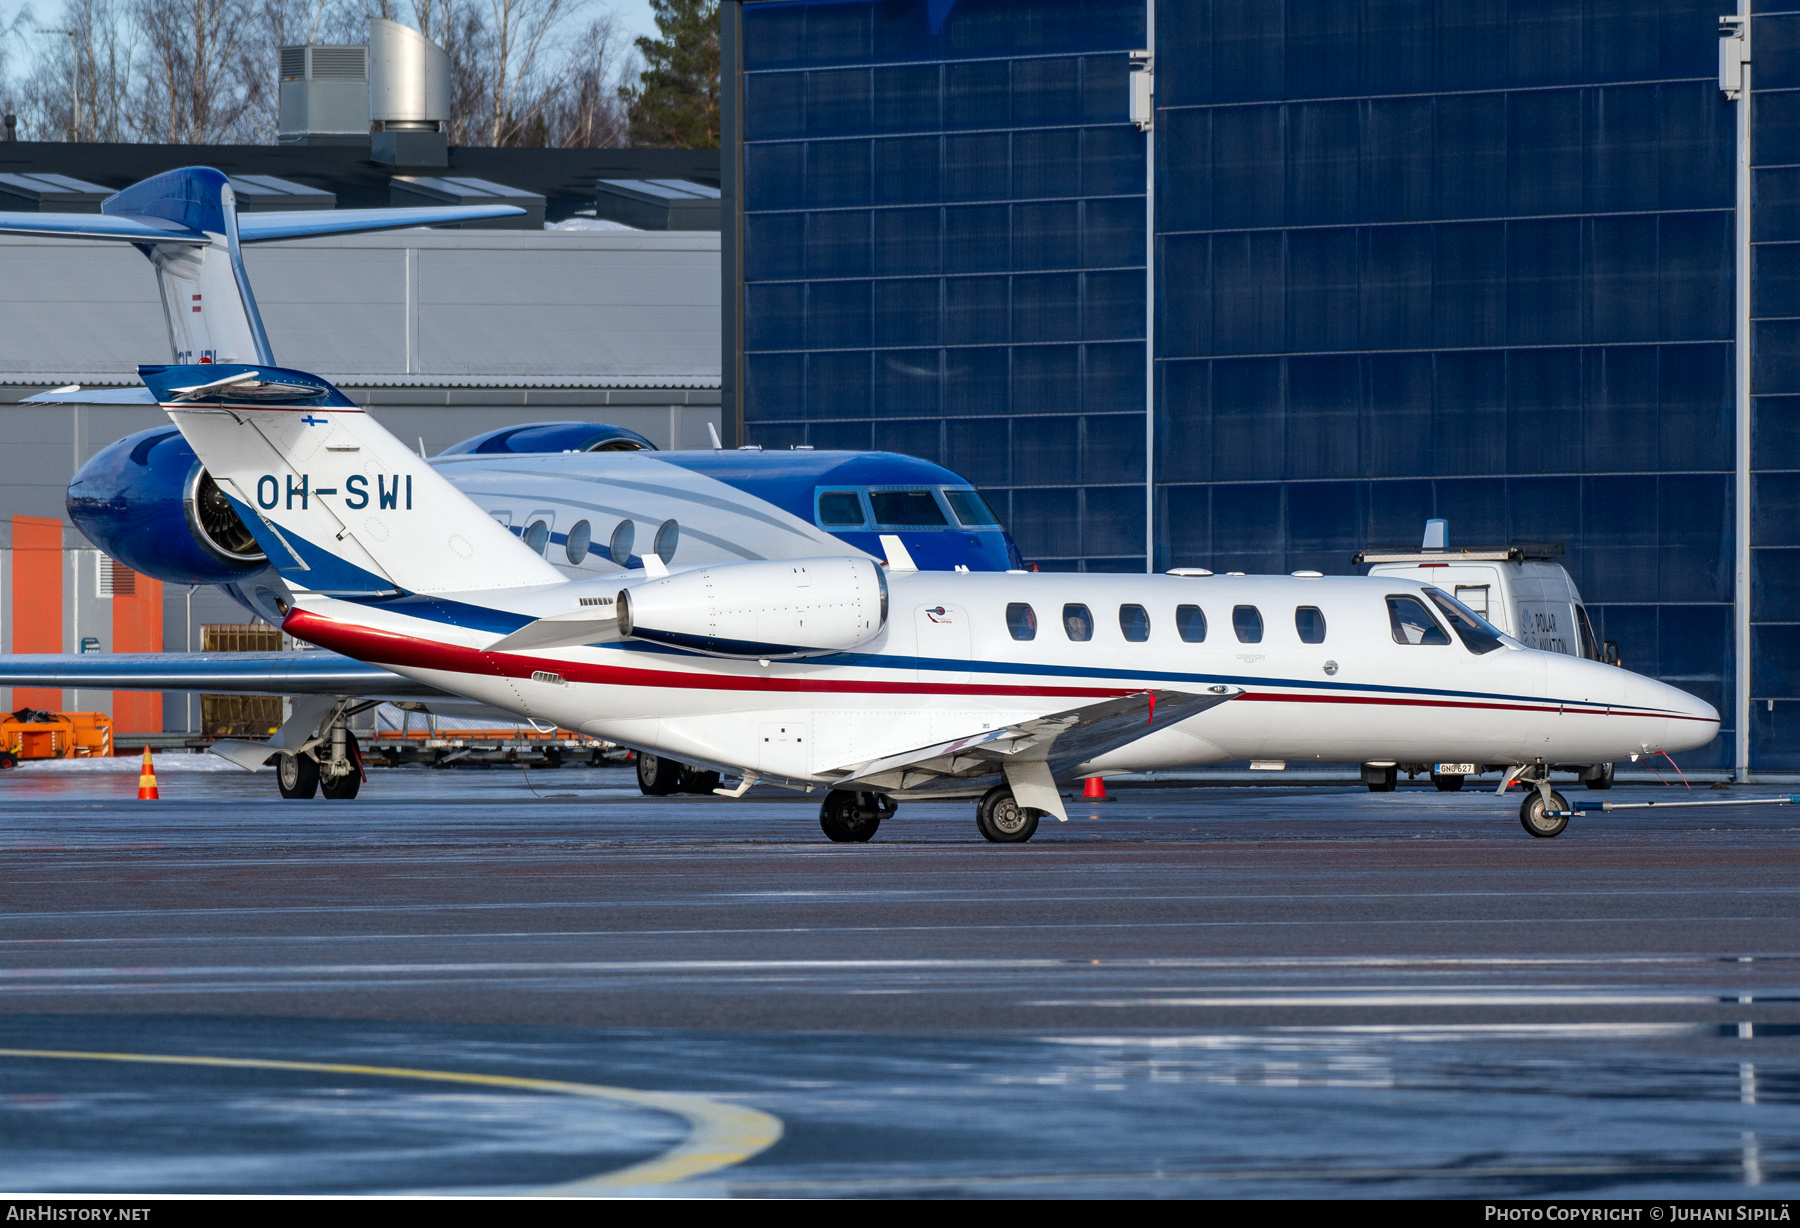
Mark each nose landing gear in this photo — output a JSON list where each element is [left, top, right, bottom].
[[1512, 764, 1570, 837]]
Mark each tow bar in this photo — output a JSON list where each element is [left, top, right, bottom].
[[1547, 795, 1800, 819]]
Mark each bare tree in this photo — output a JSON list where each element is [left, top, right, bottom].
[[538, 12, 625, 147], [16, 0, 134, 141], [130, 0, 264, 142]]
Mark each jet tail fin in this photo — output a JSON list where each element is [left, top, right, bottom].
[[148, 362, 564, 597]]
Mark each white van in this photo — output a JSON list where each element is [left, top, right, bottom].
[[1352, 522, 1618, 792]]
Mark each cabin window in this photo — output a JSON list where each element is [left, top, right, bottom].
[[565, 519, 591, 565], [944, 489, 1000, 527], [1295, 606, 1327, 644], [1006, 602, 1038, 641], [1424, 587, 1506, 655], [1232, 605, 1264, 643], [869, 489, 948, 526], [1119, 604, 1150, 642], [1063, 603, 1093, 641], [817, 489, 866, 527], [1176, 604, 1206, 642], [1387, 596, 1451, 645], [523, 520, 550, 555]]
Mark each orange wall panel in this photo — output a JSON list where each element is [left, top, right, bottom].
[[111, 572, 162, 734], [11, 515, 63, 712]]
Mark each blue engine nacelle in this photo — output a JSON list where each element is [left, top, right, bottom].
[[67, 426, 268, 584]]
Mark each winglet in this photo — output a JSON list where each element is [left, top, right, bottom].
[[880, 534, 918, 572]]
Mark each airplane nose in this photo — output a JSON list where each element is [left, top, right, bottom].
[[1640, 676, 1720, 754]]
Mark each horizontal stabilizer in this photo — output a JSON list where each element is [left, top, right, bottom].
[[236, 205, 526, 242], [21, 386, 156, 404], [0, 213, 209, 244], [0, 651, 448, 698]]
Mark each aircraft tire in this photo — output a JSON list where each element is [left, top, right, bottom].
[[976, 785, 1039, 844], [1584, 762, 1615, 791], [1519, 789, 1570, 838], [278, 752, 319, 800], [820, 790, 884, 842], [321, 735, 362, 800], [1433, 773, 1465, 792], [635, 752, 682, 796]]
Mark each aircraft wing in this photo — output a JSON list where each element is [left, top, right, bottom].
[[0, 213, 208, 244], [236, 206, 526, 242], [0, 651, 452, 700], [824, 686, 1240, 795]]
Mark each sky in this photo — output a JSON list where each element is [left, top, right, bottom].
[[0, 0, 663, 74]]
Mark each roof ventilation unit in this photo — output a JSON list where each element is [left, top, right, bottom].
[[369, 18, 451, 167], [276, 44, 369, 146], [595, 179, 721, 231]]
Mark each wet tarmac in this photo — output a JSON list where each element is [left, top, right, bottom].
[[2, 759, 1799, 1197]]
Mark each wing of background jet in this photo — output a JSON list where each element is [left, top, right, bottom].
[[234, 206, 523, 242], [824, 687, 1240, 798], [0, 651, 451, 700]]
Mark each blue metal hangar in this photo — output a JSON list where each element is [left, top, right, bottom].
[[717, 0, 1797, 778]]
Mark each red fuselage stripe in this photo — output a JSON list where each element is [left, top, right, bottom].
[[284, 609, 1704, 720]]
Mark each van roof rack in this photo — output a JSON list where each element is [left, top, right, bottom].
[[1353, 541, 1564, 565]]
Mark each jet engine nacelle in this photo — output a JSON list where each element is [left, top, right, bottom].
[[67, 426, 267, 584], [616, 557, 888, 659]]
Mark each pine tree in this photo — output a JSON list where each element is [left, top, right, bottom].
[[621, 0, 719, 148]]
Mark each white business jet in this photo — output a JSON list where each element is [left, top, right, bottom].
[[151, 363, 1721, 844]]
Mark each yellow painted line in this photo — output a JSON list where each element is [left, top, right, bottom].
[[0, 1047, 782, 1194]]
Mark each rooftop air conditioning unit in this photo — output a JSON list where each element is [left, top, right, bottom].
[[369, 18, 451, 166], [276, 44, 369, 146]]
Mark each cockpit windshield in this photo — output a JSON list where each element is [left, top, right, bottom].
[[1422, 586, 1506, 655]]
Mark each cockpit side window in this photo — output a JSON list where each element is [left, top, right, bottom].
[[1387, 595, 1452, 646], [943, 488, 1000, 527], [869, 489, 948, 526], [1422, 587, 1506, 655], [816, 488, 867, 528]]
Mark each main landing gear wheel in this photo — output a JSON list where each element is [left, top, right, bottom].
[[321, 733, 363, 800], [277, 752, 319, 800], [819, 790, 893, 842], [976, 785, 1040, 844], [1433, 772, 1465, 792], [1520, 789, 1570, 838], [1584, 762, 1615, 791], [636, 752, 682, 796]]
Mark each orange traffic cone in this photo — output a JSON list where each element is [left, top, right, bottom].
[[137, 747, 159, 800], [1082, 775, 1109, 801]]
